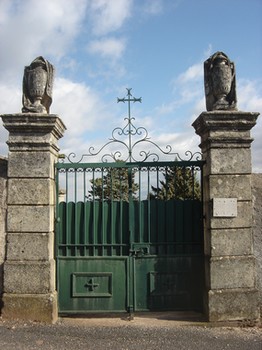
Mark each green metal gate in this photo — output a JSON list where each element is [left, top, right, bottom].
[[55, 161, 204, 314], [55, 88, 204, 314]]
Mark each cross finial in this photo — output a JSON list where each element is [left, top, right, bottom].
[[117, 88, 142, 162], [117, 88, 142, 108]]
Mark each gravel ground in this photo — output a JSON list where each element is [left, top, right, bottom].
[[0, 314, 261, 350]]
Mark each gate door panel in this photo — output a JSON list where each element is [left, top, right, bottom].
[[132, 197, 203, 312], [56, 161, 204, 314], [134, 256, 203, 311], [58, 257, 128, 313]]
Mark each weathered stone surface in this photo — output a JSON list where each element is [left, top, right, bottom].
[[22, 56, 54, 114], [209, 148, 252, 174], [7, 205, 54, 233], [252, 173, 262, 313], [0, 112, 66, 324], [0, 157, 7, 297], [8, 151, 56, 178], [210, 256, 256, 290], [2, 292, 58, 323], [211, 228, 253, 256], [209, 174, 252, 200], [4, 260, 55, 294], [192, 112, 259, 140], [6, 232, 53, 261], [8, 178, 54, 205], [210, 200, 252, 229], [208, 288, 260, 321], [204, 52, 237, 111], [193, 110, 260, 322], [2, 113, 66, 135]]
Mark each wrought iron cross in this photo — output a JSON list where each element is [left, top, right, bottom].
[[117, 88, 142, 162]]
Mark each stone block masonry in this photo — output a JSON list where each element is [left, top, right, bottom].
[[192, 111, 260, 322], [1, 113, 66, 323], [0, 157, 7, 302], [252, 173, 262, 316]]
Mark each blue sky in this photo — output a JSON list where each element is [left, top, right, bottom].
[[0, 0, 261, 170]]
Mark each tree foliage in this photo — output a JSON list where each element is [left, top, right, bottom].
[[88, 161, 139, 201], [150, 166, 201, 200]]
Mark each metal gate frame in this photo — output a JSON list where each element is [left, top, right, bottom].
[[55, 160, 204, 314], [55, 88, 205, 315]]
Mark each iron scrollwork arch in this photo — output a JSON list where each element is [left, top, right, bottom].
[[60, 88, 202, 163]]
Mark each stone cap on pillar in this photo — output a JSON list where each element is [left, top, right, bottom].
[[1, 113, 66, 153], [192, 111, 259, 151], [1, 113, 66, 138]]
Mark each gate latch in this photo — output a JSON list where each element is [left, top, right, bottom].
[[129, 245, 150, 257]]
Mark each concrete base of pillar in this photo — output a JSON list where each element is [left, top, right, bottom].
[[1, 292, 58, 323], [208, 288, 260, 322]]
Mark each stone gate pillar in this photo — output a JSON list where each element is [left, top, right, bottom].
[[1, 113, 66, 323], [192, 110, 260, 322]]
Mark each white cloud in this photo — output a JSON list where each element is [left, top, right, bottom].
[[0, 83, 21, 155], [176, 63, 203, 84], [0, 77, 110, 156], [89, 0, 133, 36], [53, 77, 107, 139], [0, 0, 88, 79], [238, 79, 262, 112], [0, 84, 21, 114], [237, 79, 262, 172], [157, 61, 204, 116], [88, 37, 126, 60]]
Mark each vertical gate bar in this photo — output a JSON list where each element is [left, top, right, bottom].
[[156, 166, 160, 253], [191, 166, 195, 254], [147, 167, 151, 244], [55, 166, 60, 258], [165, 166, 168, 200], [65, 169, 69, 257], [133, 255, 136, 312], [174, 164, 177, 199], [101, 167, 105, 257], [182, 166, 186, 254], [119, 167, 123, 256], [120, 192, 123, 256], [92, 168, 96, 256], [128, 166, 134, 246], [110, 167, 114, 256], [183, 166, 186, 200], [165, 166, 168, 255], [127, 256, 133, 314], [83, 168, 87, 256], [128, 165, 135, 315], [74, 168, 78, 256], [138, 167, 142, 243], [192, 165, 195, 200]]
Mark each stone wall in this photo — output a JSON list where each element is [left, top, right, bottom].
[[192, 111, 260, 322], [252, 173, 262, 313], [0, 157, 7, 300], [1, 113, 66, 323]]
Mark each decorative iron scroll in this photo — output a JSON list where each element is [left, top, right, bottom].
[[62, 88, 202, 163]]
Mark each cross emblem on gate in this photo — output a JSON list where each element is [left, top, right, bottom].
[[162, 278, 174, 291], [85, 278, 99, 292]]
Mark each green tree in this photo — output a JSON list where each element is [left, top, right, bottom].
[[150, 165, 201, 200], [88, 161, 139, 201]]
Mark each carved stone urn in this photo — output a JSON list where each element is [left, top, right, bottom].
[[211, 53, 232, 110], [204, 51, 237, 111], [27, 63, 48, 112], [22, 56, 54, 114]]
